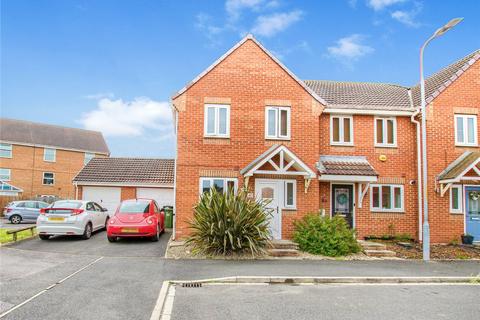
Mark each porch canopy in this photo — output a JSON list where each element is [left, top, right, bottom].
[[317, 155, 378, 208], [0, 180, 23, 196], [437, 151, 480, 196], [240, 144, 317, 191], [317, 155, 378, 182]]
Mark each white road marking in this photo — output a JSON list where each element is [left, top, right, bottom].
[[0, 256, 104, 318]]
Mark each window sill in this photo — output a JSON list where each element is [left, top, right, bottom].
[[203, 135, 230, 139], [371, 210, 404, 214], [455, 144, 478, 148], [450, 211, 464, 215], [374, 144, 397, 149], [282, 207, 297, 211], [0, 156, 12, 159], [265, 137, 291, 141], [330, 143, 354, 147]]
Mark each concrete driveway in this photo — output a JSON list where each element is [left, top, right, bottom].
[[8, 228, 170, 258]]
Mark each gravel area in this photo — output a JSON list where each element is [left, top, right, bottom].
[[377, 240, 480, 259]]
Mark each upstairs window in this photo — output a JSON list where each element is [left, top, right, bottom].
[[330, 115, 353, 145], [43, 172, 55, 185], [375, 117, 396, 147], [200, 178, 237, 195], [265, 106, 291, 140], [455, 114, 477, 146], [44, 148, 56, 162], [0, 168, 11, 181], [204, 104, 230, 138], [0, 143, 12, 158], [84, 153, 95, 165]]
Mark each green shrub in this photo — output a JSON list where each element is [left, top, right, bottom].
[[293, 214, 360, 257], [186, 188, 271, 256]]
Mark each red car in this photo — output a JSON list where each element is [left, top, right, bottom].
[[107, 199, 165, 242]]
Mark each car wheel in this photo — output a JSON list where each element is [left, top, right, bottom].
[[151, 225, 160, 242], [10, 215, 22, 224], [82, 223, 92, 240], [39, 234, 50, 240], [107, 236, 117, 243]]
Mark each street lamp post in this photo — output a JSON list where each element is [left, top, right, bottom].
[[419, 18, 463, 261]]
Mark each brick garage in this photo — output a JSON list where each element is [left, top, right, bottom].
[[171, 35, 479, 243], [74, 158, 175, 213]]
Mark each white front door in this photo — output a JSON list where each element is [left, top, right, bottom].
[[255, 179, 282, 240]]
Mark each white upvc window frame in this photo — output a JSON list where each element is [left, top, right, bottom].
[[374, 117, 397, 147], [199, 177, 238, 195], [204, 104, 230, 138], [283, 180, 296, 209], [449, 184, 463, 214], [370, 184, 404, 213], [330, 115, 353, 146], [265, 106, 291, 140], [0, 143, 12, 158], [454, 114, 478, 147], [84, 152, 95, 165], [42, 172, 55, 185], [43, 148, 56, 162], [0, 168, 11, 181]]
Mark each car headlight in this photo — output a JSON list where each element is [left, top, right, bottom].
[[109, 218, 116, 224], [146, 218, 153, 225]]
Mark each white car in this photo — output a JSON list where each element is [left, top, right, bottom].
[[36, 200, 110, 240]]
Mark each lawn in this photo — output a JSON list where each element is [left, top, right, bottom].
[[0, 228, 36, 244]]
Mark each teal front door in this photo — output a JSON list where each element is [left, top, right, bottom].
[[465, 187, 480, 242]]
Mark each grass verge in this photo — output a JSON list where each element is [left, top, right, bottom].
[[0, 228, 36, 244]]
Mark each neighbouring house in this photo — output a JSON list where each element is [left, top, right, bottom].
[[73, 157, 175, 212], [171, 34, 480, 243], [0, 118, 109, 199]]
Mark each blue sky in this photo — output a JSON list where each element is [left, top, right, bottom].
[[2, 0, 479, 158]]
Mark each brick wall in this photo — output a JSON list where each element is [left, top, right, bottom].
[[319, 115, 419, 239], [174, 39, 321, 239], [426, 60, 480, 243], [0, 144, 106, 199]]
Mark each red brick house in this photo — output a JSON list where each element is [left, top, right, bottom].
[[171, 34, 480, 243]]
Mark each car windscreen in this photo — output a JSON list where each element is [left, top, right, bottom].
[[51, 202, 82, 209], [118, 201, 150, 214]]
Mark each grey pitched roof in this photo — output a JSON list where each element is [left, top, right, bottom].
[[73, 157, 175, 185], [317, 155, 378, 176], [411, 49, 480, 107], [304, 80, 412, 111], [0, 118, 109, 154]]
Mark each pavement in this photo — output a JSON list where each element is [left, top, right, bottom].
[[171, 284, 479, 320], [0, 231, 479, 319]]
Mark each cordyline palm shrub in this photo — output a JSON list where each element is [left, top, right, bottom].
[[293, 214, 360, 257], [186, 188, 271, 256]]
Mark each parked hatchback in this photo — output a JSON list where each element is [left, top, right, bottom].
[[3, 201, 49, 224], [107, 199, 164, 242], [37, 200, 109, 240]]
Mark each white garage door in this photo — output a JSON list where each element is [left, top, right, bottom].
[[136, 187, 174, 209], [82, 186, 121, 214]]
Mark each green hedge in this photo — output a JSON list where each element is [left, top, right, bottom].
[[293, 214, 360, 257]]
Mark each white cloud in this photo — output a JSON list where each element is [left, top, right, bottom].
[[79, 97, 172, 137], [251, 10, 303, 37], [391, 3, 422, 27], [327, 34, 374, 61], [225, 0, 279, 21], [195, 13, 224, 45], [83, 92, 114, 100], [367, 0, 406, 11]]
